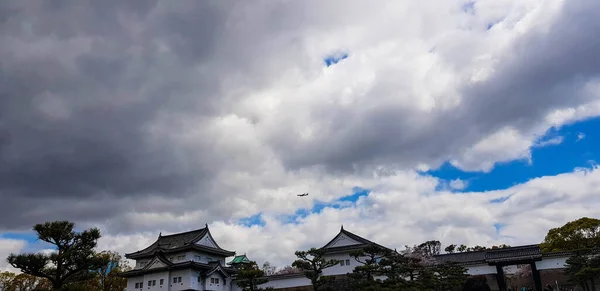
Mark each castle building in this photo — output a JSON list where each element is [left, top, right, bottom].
[[120, 224, 584, 291], [120, 224, 239, 291], [260, 226, 393, 290]]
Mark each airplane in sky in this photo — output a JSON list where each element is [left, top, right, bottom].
[[297, 193, 308, 197]]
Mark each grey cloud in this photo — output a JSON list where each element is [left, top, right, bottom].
[[270, 0, 600, 172], [0, 0, 244, 230], [1, 0, 599, 238]]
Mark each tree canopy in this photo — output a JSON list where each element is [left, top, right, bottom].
[[541, 217, 600, 253], [6, 221, 108, 290], [292, 248, 338, 291], [0, 272, 52, 291], [564, 251, 600, 291], [321, 242, 468, 291], [235, 261, 269, 291]]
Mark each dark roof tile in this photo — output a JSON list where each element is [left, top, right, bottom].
[[125, 226, 234, 259], [320, 226, 393, 253]]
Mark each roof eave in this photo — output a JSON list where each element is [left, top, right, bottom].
[[119, 261, 236, 278]]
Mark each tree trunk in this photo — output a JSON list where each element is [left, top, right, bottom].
[[591, 278, 597, 291]]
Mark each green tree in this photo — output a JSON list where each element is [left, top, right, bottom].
[[0, 272, 52, 291], [235, 261, 268, 291], [0, 272, 16, 290], [6, 221, 107, 290], [541, 217, 600, 291], [416, 241, 442, 257], [347, 245, 389, 290], [456, 245, 468, 253], [377, 250, 410, 289], [432, 262, 468, 291], [85, 251, 130, 291], [564, 250, 600, 291], [292, 248, 338, 291], [467, 245, 487, 252], [541, 217, 600, 253], [490, 244, 510, 249], [444, 244, 456, 254]]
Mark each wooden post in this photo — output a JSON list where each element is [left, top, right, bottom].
[[496, 265, 507, 291], [530, 262, 542, 291]]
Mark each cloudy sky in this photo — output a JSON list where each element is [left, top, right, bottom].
[[1, 0, 600, 271]]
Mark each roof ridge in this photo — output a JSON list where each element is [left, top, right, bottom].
[[159, 227, 207, 237], [320, 227, 392, 251]]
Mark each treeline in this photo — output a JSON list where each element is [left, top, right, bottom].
[[237, 241, 472, 291], [240, 217, 600, 291], [5, 217, 600, 291], [2, 221, 128, 291], [290, 243, 469, 291]]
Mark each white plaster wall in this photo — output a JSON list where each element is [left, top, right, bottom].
[[223, 276, 233, 291], [143, 271, 170, 291], [134, 259, 151, 269], [185, 250, 226, 264], [170, 269, 193, 291], [205, 272, 226, 291], [466, 264, 497, 275], [196, 234, 218, 248], [126, 276, 145, 291], [261, 276, 312, 289], [322, 253, 363, 276], [327, 235, 362, 248], [188, 270, 203, 291], [536, 257, 568, 270]]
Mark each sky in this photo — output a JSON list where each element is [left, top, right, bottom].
[[1, 0, 600, 272]]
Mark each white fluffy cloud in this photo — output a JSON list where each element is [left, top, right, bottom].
[[96, 166, 600, 269], [0, 239, 26, 272]]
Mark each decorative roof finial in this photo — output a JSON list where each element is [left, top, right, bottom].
[[159, 232, 162, 237], [341, 224, 344, 231], [205, 223, 208, 228]]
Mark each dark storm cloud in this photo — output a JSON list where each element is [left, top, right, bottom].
[[0, 0, 236, 229]]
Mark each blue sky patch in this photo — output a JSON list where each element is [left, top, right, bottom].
[[489, 195, 512, 204], [494, 223, 506, 234], [0, 232, 38, 243], [339, 187, 370, 203], [462, 1, 476, 14], [274, 187, 371, 224], [324, 52, 349, 67], [426, 117, 599, 192], [239, 213, 265, 227]]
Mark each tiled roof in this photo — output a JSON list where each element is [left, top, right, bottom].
[[204, 262, 232, 278], [119, 260, 238, 278], [320, 226, 393, 253], [434, 251, 487, 266], [125, 225, 235, 259], [264, 272, 305, 280], [433, 244, 588, 266], [485, 245, 542, 263], [228, 254, 251, 265]]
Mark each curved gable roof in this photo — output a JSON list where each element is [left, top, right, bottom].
[[205, 262, 231, 278], [125, 225, 234, 259], [320, 226, 392, 253]]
